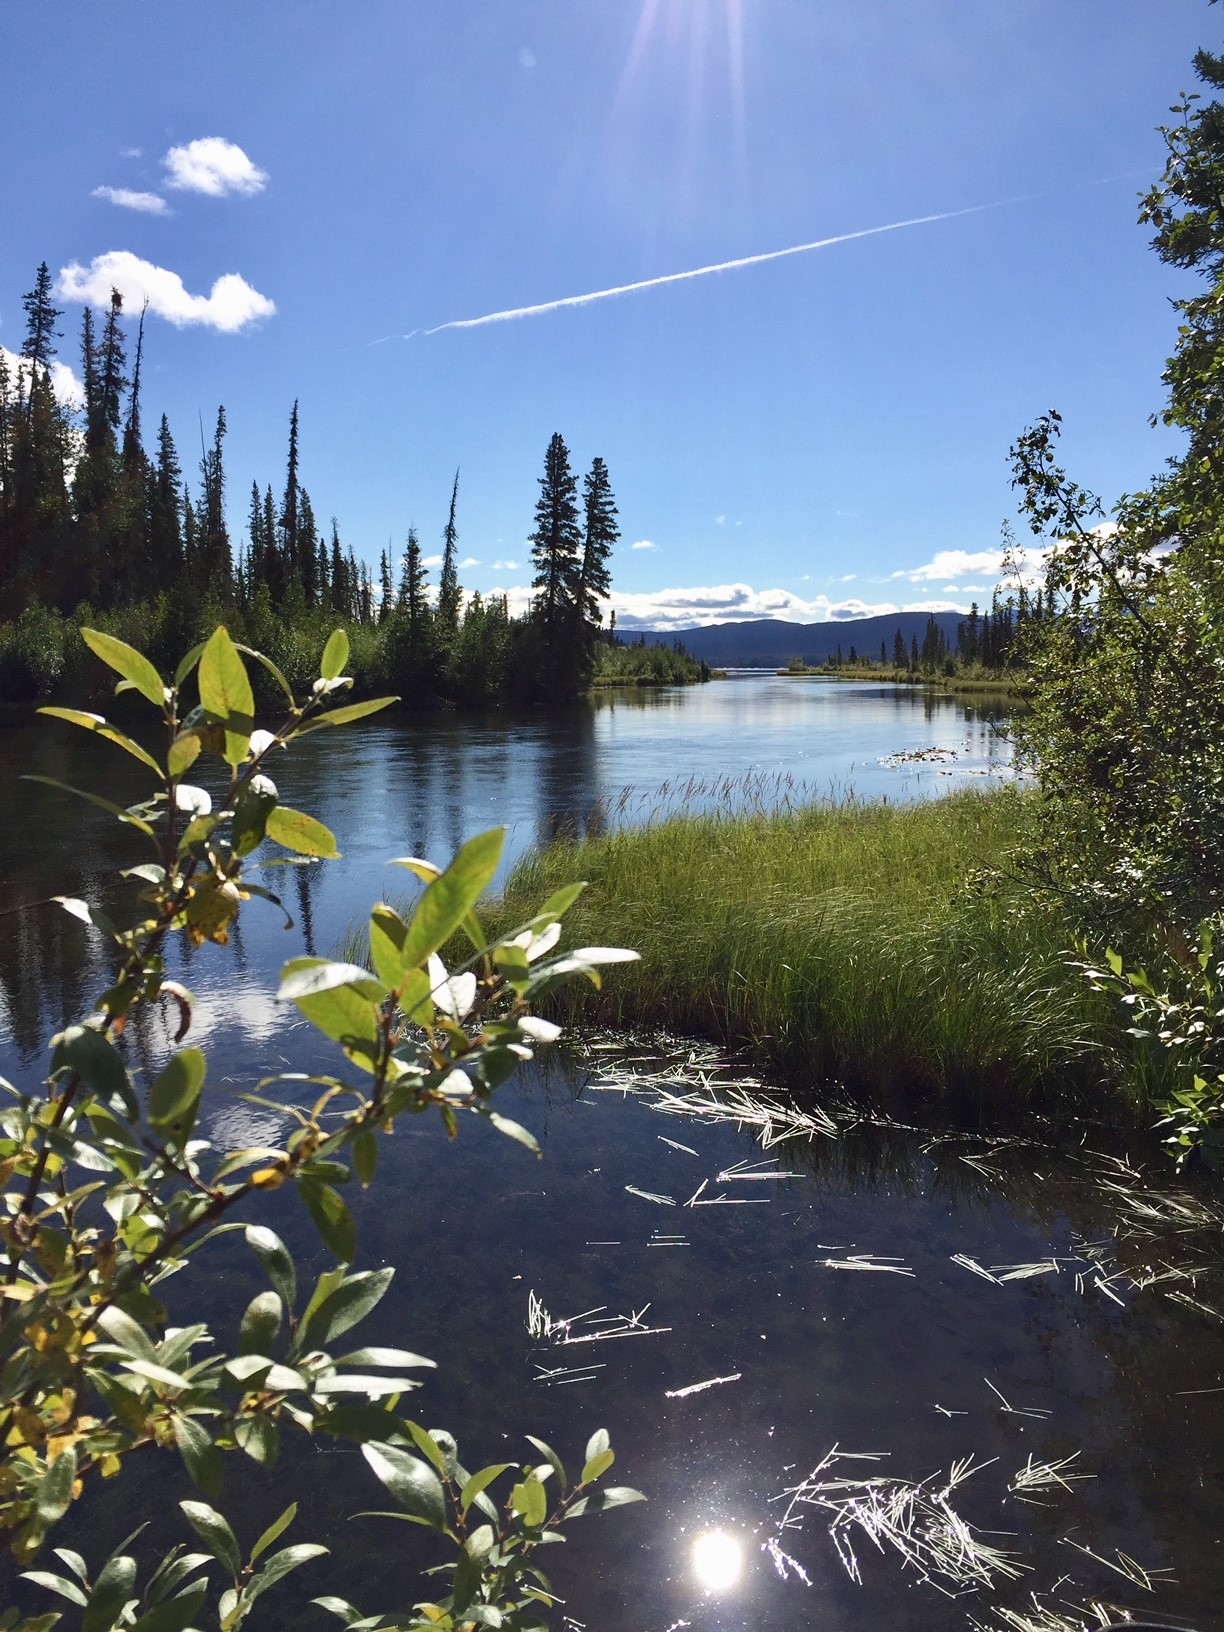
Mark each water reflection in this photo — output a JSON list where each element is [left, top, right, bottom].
[[692, 1528, 745, 1592]]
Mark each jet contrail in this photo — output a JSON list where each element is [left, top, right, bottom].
[[423, 198, 1021, 336]]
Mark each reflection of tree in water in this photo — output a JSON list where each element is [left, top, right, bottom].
[[293, 860, 318, 957], [0, 900, 95, 1063], [534, 704, 601, 848]]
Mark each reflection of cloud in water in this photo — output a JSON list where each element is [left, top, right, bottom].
[[205, 1099, 287, 1152], [186, 983, 284, 1046]]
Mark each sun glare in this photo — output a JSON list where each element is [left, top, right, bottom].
[[691, 1528, 744, 1593]]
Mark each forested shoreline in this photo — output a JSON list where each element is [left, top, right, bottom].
[[0, 273, 707, 708]]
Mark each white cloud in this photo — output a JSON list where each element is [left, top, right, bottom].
[[894, 548, 1010, 583], [459, 556, 480, 568], [162, 137, 268, 197], [0, 346, 84, 409], [58, 251, 275, 333], [894, 543, 1058, 593], [492, 559, 520, 570], [422, 553, 444, 568], [630, 538, 657, 551], [93, 185, 168, 215], [120, 146, 143, 159], [714, 514, 726, 526]]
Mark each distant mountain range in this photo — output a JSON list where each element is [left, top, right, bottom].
[[638, 611, 964, 669]]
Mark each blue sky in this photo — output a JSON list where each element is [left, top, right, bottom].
[[0, 2, 1213, 629]]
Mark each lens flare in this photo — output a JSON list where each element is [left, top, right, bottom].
[[692, 1528, 743, 1592]]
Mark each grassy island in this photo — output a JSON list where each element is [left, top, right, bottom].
[[492, 786, 1156, 1116]]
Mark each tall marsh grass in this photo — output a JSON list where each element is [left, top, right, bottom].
[[489, 786, 1144, 1112]]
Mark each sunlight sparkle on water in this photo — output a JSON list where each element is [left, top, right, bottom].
[[691, 1529, 744, 1592]]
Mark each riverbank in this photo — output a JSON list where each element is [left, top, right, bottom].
[[779, 664, 1032, 698], [492, 786, 1153, 1116]]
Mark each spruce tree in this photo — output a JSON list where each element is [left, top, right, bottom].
[[379, 547, 392, 622], [279, 400, 300, 585], [578, 456, 618, 629], [438, 469, 462, 632], [199, 407, 231, 593], [330, 522, 346, 614], [298, 488, 319, 606], [529, 433, 581, 629]]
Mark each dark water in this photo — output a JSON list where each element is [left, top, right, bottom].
[[4, 677, 1223, 1630]]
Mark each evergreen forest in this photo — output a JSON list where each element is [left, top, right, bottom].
[[0, 273, 705, 708]]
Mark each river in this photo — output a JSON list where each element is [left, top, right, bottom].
[[3, 675, 1222, 1631]]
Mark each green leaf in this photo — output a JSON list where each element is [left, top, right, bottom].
[[246, 1544, 328, 1601], [20, 1572, 88, 1608], [50, 1024, 136, 1117], [335, 1347, 434, 1370], [239, 1291, 283, 1355], [234, 1415, 279, 1466], [566, 1486, 646, 1518], [298, 696, 399, 733], [32, 1447, 76, 1526], [37, 708, 164, 777], [198, 627, 255, 766], [167, 731, 202, 779], [460, 1464, 512, 1513], [96, 1304, 157, 1360], [361, 1443, 447, 1531], [173, 641, 207, 687], [266, 807, 341, 859], [245, 1225, 297, 1312], [299, 1267, 394, 1350], [510, 1476, 547, 1528], [173, 1414, 223, 1496], [453, 1523, 496, 1615], [232, 775, 279, 858], [539, 882, 586, 919], [399, 829, 505, 970], [402, 1420, 446, 1475], [23, 775, 156, 838], [369, 905, 409, 989], [81, 1553, 137, 1632], [235, 643, 295, 706], [321, 629, 350, 682], [149, 1048, 206, 1132], [525, 1436, 567, 1491], [180, 1501, 241, 1577], [81, 627, 166, 707], [581, 1448, 615, 1484], [584, 1429, 610, 1465], [130, 1578, 209, 1632], [289, 980, 381, 1064], [251, 1502, 297, 1563], [299, 1179, 357, 1263], [486, 1111, 540, 1158], [278, 959, 385, 1004]]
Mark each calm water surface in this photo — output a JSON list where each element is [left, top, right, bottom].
[[3, 677, 1222, 1630]]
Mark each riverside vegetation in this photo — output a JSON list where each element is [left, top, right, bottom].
[[1, 623, 644, 1630], [496, 33, 1224, 1161]]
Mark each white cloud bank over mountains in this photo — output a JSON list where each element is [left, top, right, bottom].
[[57, 251, 275, 333], [497, 580, 969, 632], [162, 137, 268, 197]]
